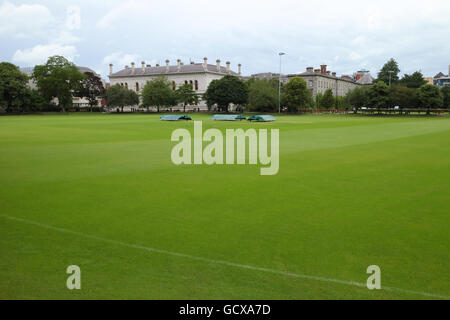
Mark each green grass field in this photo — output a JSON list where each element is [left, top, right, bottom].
[[0, 113, 449, 300]]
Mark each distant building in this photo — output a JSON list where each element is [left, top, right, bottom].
[[248, 65, 362, 97], [354, 69, 374, 86], [286, 65, 361, 97], [108, 58, 241, 111], [433, 66, 450, 88], [424, 77, 434, 85], [248, 72, 287, 81]]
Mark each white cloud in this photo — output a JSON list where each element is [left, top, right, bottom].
[[349, 52, 362, 61], [53, 31, 81, 46], [0, 1, 55, 36], [66, 6, 81, 30], [12, 44, 77, 65], [102, 52, 142, 69], [9, 2, 83, 66], [3, 0, 450, 77]]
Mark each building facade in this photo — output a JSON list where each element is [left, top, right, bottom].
[[108, 58, 241, 111], [287, 65, 362, 97], [250, 65, 363, 98], [433, 66, 450, 88]]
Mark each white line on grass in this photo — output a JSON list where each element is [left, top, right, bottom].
[[1, 214, 448, 299]]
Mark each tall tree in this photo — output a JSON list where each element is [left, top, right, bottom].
[[399, 71, 427, 88], [125, 89, 139, 109], [389, 85, 418, 108], [203, 80, 218, 111], [441, 86, 450, 109], [141, 77, 177, 112], [32, 55, 86, 112], [21, 88, 48, 112], [283, 77, 313, 112], [345, 86, 369, 109], [377, 58, 400, 85], [367, 81, 390, 110], [335, 96, 350, 110], [247, 79, 278, 112], [320, 88, 335, 109], [204, 75, 248, 112], [105, 84, 126, 112], [417, 84, 443, 109], [176, 83, 199, 112], [75, 72, 105, 111], [0, 62, 29, 113], [315, 93, 323, 109], [105, 84, 137, 112]]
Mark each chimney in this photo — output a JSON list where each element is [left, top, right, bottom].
[[314, 69, 321, 74], [226, 61, 230, 73], [156, 64, 160, 67], [320, 65, 327, 74], [141, 61, 145, 72], [203, 57, 208, 70], [165, 59, 170, 73], [326, 71, 331, 75], [216, 59, 221, 72], [190, 61, 195, 65], [125, 65, 129, 69], [332, 72, 336, 77], [177, 59, 181, 72], [306, 67, 313, 73], [238, 63, 242, 75], [109, 64, 113, 75], [146, 64, 151, 67], [131, 62, 135, 73]]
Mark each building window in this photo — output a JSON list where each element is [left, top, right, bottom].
[[308, 80, 313, 87], [185, 80, 188, 85], [136, 82, 139, 91], [125, 83, 128, 89], [172, 81, 176, 90], [194, 80, 198, 91]]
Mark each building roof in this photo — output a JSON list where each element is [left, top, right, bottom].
[[109, 63, 238, 78], [77, 66, 97, 74], [356, 72, 374, 85], [251, 72, 282, 78], [434, 72, 445, 79], [287, 71, 357, 84]]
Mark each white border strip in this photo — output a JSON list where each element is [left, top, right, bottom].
[[1, 214, 448, 299]]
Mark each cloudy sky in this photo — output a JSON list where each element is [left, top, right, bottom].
[[1, 0, 449, 80]]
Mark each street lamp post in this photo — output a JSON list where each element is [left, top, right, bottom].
[[388, 70, 394, 86], [278, 52, 285, 114]]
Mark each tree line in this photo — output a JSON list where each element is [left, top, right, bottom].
[[0, 56, 106, 113], [1, 56, 449, 114], [246, 58, 449, 112], [345, 58, 449, 112]]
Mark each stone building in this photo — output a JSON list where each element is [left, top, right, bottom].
[[354, 69, 374, 86], [433, 66, 450, 88], [250, 65, 362, 98], [286, 65, 361, 97], [108, 58, 242, 111]]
